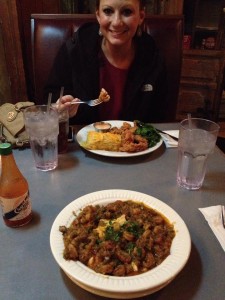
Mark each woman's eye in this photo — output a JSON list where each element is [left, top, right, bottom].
[[103, 8, 113, 15], [122, 9, 133, 17]]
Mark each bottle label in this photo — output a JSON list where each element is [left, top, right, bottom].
[[0, 191, 32, 221]]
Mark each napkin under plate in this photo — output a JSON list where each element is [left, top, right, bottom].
[[199, 205, 225, 252], [160, 130, 179, 148]]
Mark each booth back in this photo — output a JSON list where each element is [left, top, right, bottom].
[[31, 14, 183, 121]]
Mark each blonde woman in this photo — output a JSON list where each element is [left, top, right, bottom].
[[45, 0, 167, 124]]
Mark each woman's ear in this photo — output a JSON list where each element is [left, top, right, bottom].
[[96, 10, 100, 24], [139, 10, 145, 25]]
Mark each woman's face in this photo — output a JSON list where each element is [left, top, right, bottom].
[[96, 0, 145, 47]]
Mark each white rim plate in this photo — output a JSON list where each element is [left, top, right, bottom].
[[50, 189, 191, 298], [76, 120, 163, 157]]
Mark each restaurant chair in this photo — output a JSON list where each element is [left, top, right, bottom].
[[31, 14, 183, 122]]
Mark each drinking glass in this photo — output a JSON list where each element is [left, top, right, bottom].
[[51, 103, 69, 154], [177, 118, 220, 190], [23, 105, 59, 171]]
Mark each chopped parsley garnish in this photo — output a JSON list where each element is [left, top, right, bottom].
[[125, 222, 143, 238], [105, 225, 122, 242], [104, 221, 143, 243], [126, 242, 135, 254]]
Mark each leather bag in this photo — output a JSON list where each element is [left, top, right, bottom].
[[0, 102, 34, 148]]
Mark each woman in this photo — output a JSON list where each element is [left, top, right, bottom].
[[44, 0, 168, 124]]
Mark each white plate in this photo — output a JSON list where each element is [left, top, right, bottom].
[[50, 190, 191, 299], [76, 120, 163, 157]]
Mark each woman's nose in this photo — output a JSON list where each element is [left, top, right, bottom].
[[111, 13, 123, 26]]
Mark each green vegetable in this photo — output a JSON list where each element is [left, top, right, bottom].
[[124, 222, 143, 238], [126, 242, 135, 254], [134, 120, 161, 148], [105, 225, 122, 242], [104, 221, 143, 242], [136, 247, 142, 257]]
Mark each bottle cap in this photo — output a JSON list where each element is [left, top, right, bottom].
[[0, 143, 12, 155]]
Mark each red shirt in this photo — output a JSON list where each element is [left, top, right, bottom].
[[99, 53, 128, 120]]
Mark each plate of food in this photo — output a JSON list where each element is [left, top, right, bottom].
[[76, 120, 163, 157], [50, 189, 191, 299]]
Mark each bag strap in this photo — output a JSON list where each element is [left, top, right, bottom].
[[14, 101, 34, 111], [0, 122, 6, 143]]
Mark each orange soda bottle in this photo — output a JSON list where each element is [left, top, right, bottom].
[[0, 143, 32, 227]]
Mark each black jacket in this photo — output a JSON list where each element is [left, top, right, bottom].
[[44, 22, 168, 125]]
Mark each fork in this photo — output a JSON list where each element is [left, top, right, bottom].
[[70, 98, 103, 107], [156, 129, 179, 141]]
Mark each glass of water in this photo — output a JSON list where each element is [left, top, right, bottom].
[[23, 105, 59, 171], [51, 103, 69, 154], [177, 118, 220, 190]]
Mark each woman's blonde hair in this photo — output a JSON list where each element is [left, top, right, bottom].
[[96, 0, 146, 10]]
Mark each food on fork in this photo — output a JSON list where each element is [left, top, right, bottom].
[[98, 88, 110, 102]]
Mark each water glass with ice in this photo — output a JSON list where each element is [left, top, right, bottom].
[[177, 118, 220, 190], [51, 103, 69, 154], [23, 105, 59, 171]]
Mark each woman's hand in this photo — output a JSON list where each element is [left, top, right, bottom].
[[56, 95, 80, 118]]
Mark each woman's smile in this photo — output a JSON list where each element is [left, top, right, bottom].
[[109, 29, 128, 37]]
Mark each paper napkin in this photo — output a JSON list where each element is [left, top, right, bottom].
[[199, 205, 225, 252], [160, 130, 179, 148]]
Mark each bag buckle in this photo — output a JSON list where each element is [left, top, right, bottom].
[[7, 110, 17, 122], [15, 138, 30, 148]]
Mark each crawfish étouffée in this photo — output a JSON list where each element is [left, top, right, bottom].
[[59, 200, 175, 276]]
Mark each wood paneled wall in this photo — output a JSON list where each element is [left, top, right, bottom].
[[16, 0, 61, 101], [0, 0, 27, 104]]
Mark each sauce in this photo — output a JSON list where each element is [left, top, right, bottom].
[[94, 122, 111, 132]]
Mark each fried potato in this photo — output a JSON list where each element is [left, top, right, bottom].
[[81, 131, 121, 151]]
